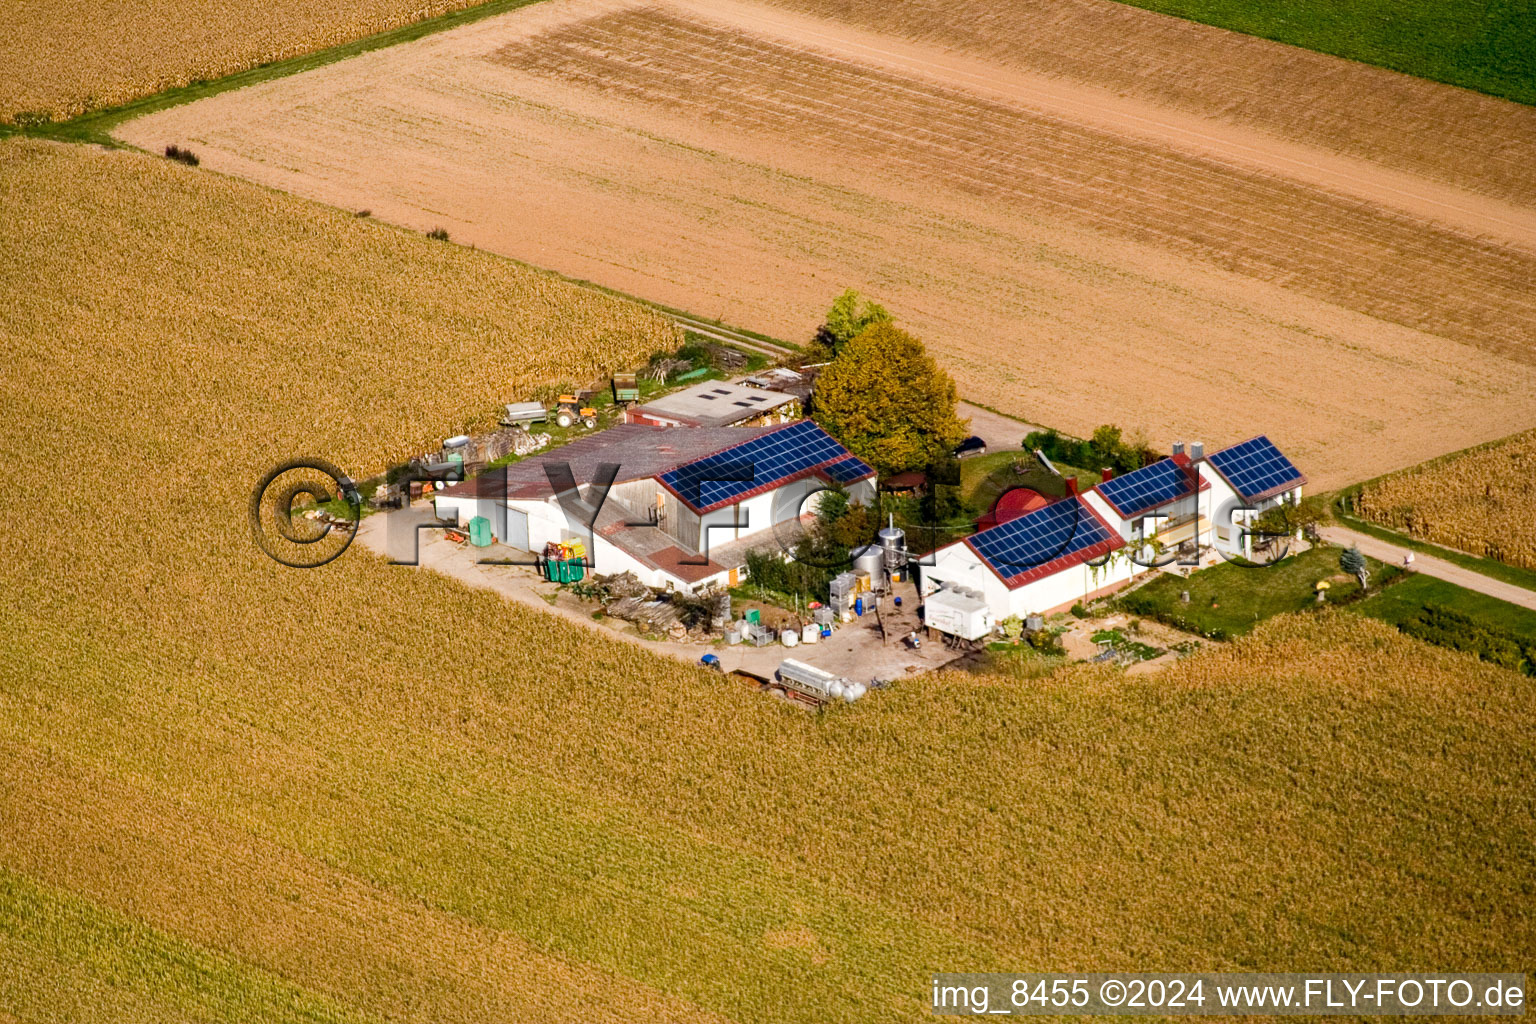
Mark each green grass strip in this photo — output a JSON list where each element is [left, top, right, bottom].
[[1350, 572, 1536, 645], [2, 0, 550, 146], [1109, 0, 1536, 106], [1332, 512, 1536, 592], [0, 867, 375, 1024]]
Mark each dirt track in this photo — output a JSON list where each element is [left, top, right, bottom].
[[116, 0, 1536, 488]]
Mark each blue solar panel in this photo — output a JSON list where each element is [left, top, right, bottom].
[[820, 454, 874, 484], [660, 420, 849, 510], [1096, 457, 1194, 518], [1206, 436, 1304, 501], [968, 497, 1115, 584]]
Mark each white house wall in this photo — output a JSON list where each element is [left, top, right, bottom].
[[919, 539, 1144, 623], [1005, 554, 1141, 618], [917, 543, 1013, 615]]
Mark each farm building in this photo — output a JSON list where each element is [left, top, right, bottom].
[[625, 380, 800, 428], [920, 435, 1305, 620], [434, 420, 875, 591]]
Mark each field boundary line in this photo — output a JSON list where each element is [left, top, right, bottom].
[[0, 0, 552, 144]]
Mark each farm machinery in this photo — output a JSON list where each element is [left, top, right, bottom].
[[500, 393, 598, 432], [554, 393, 597, 429]]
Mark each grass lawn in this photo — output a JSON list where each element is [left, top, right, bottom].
[[1119, 545, 1400, 639], [1111, 0, 1536, 106], [1351, 573, 1536, 644], [960, 452, 1099, 510]]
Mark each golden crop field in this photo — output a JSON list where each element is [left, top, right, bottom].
[[0, 0, 500, 123], [1354, 429, 1536, 569], [3, 139, 1534, 1022]]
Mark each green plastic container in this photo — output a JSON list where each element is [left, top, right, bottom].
[[745, 609, 761, 624], [468, 516, 492, 547]]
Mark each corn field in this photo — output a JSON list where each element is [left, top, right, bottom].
[[1, 139, 1532, 1022], [0, 0, 495, 124], [1353, 429, 1536, 569]]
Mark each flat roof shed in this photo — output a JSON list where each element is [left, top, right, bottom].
[[627, 381, 799, 428]]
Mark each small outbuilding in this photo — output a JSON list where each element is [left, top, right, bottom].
[[625, 381, 800, 429]]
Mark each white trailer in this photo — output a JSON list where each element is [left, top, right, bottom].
[[923, 587, 994, 642], [777, 658, 864, 704], [500, 401, 549, 428]]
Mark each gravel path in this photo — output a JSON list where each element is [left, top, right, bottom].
[[1319, 525, 1536, 611]]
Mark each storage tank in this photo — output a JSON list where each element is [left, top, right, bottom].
[[777, 658, 846, 702], [879, 515, 907, 571], [801, 623, 820, 645], [781, 627, 799, 648], [851, 543, 884, 581]]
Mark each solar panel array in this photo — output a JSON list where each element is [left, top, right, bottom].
[[660, 420, 848, 510], [1206, 436, 1304, 500], [968, 497, 1114, 584], [1096, 458, 1194, 518], [820, 454, 875, 484]]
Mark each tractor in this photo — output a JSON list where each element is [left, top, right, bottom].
[[554, 393, 597, 429]]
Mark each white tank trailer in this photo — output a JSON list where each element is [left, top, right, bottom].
[[777, 658, 865, 703]]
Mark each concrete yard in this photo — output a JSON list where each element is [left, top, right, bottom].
[[357, 511, 968, 696]]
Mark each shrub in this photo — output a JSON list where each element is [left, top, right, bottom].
[[1024, 424, 1154, 474], [1027, 628, 1064, 655], [1397, 604, 1535, 675], [426, 226, 450, 241], [1070, 602, 1088, 618], [163, 144, 199, 166]]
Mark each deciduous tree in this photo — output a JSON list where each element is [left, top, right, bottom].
[[813, 322, 968, 475]]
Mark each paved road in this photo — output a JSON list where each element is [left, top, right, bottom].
[[1319, 525, 1536, 611]]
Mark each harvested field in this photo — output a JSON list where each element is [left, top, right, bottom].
[[0, 0, 509, 124], [762, 0, 1536, 205], [4, 137, 1534, 1022], [1353, 429, 1536, 570], [115, 0, 1536, 489]]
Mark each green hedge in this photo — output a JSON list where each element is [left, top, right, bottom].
[[1397, 604, 1536, 676]]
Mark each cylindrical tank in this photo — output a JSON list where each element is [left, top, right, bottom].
[[851, 543, 884, 581], [801, 623, 819, 644], [879, 521, 907, 571]]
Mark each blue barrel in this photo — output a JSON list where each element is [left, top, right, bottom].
[[854, 596, 864, 616], [894, 595, 902, 608], [821, 627, 832, 638]]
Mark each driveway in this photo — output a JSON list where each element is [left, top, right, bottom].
[[355, 512, 966, 694], [957, 402, 1047, 453], [1319, 525, 1536, 611]]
